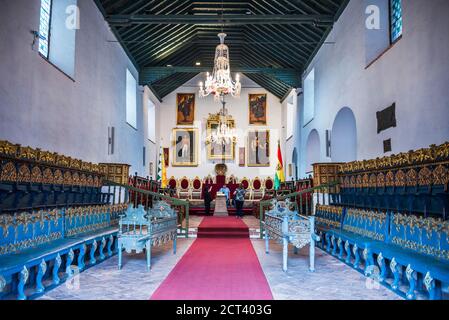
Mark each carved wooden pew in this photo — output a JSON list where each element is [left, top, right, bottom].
[[118, 201, 177, 271], [0, 204, 126, 300], [263, 199, 320, 272], [315, 204, 449, 300]]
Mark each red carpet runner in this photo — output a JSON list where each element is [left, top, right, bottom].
[[151, 217, 273, 300]]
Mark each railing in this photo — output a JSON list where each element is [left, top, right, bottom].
[[259, 182, 339, 239], [103, 180, 190, 238]]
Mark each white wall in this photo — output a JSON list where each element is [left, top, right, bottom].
[[159, 74, 284, 180], [0, 0, 160, 178], [296, 0, 449, 177], [282, 90, 299, 181]]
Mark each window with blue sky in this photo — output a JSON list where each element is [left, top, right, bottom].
[[38, 0, 52, 58], [390, 0, 403, 43], [126, 69, 138, 129]]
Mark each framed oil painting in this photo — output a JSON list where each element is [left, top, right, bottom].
[[206, 113, 236, 160], [249, 94, 267, 125], [163, 148, 169, 167], [172, 128, 199, 167], [247, 130, 270, 167], [177, 93, 195, 125]]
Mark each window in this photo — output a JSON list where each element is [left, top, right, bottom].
[[38, 0, 52, 58], [148, 99, 156, 143], [126, 69, 137, 129], [390, 0, 403, 43], [286, 101, 295, 140], [303, 69, 315, 126], [38, 0, 78, 77]]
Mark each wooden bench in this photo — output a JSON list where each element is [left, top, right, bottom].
[[263, 199, 320, 272], [118, 201, 177, 271], [315, 205, 449, 300], [0, 204, 126, 300]]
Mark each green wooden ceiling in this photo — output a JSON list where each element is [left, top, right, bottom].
[[94, 0, 349, 101]]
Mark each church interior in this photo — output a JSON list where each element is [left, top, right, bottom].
[[0, 0, 449, 302]]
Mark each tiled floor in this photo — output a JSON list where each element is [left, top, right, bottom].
[[39, 237, 402, 300], [39, 239, 196, 300], [251, 240, 402, 300]]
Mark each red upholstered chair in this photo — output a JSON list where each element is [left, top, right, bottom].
[[166, 176, 178, 197], [168, 176, 177, 189], [178, 177, 190, 199], [241, 177, 252, 200], [191, 176, 202, 199], [227, 175, 238, 184], [265, 177, 274, 191], [252, 177, 264, 200], [204, 175, 214, 185], [264, 177, 275, 197]]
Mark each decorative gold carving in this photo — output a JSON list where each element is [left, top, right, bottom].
[[72, 172, 80, 186], [0, 141, 19, 156], [356, 175, 362, 188], [63, 171, 72, 185], [80, 174, 87, 186], [395, 170, 406, 187], [54, 170, 63, 185], [339, 142, 449, 173], [1, 162, 17, 182], [17, 165, 31, 183], [349, 175, 356, 188], [362, 174, 369, 188], [31, 166, 43, 184], [369, 174, 377, 188], [433, 165, 448, 185], [385, 171, 394, 187], [42, 168, 54, 185], [418, 167, 432, 186], [406, 169, 418, 187], [87, 175, 94, 187], [5, 141, 101, 173], [18, 146, 38, 161], [377, 172, 385, 188]]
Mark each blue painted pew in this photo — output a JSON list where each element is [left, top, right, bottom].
[[315, 205, 449, 300], [118, 201, 177, 271], [366, 213, 449, 300], [0, 204, 127, 300]]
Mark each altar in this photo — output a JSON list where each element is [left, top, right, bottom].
[[214, 192, 228, 216]]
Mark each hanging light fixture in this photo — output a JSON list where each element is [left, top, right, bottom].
[[209, 96, 236, 147], [199, 32, 241, 101]]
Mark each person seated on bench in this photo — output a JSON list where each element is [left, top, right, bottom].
[[219, 184, 231, 207]]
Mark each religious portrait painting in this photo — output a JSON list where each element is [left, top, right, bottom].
[[249, 94, 267, 125], [163, 148, 169, 167], [176, 93, 195, 125], [172, 128, 198, 166], [247, 130, 270, 167]]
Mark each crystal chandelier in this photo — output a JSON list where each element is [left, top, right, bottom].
[[199, 33, 241, 101], [209, 96, 235, 146]]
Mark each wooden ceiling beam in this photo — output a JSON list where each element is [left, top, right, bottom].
[[106, 14, 335, 26]]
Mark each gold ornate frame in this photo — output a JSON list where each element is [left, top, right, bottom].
[[206, 113, 236, 160], [172, 128, 199, 167], [247, 129, 271, 167]]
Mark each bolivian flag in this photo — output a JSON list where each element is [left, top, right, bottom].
[[274, 141, 285, 190], [157, 146, 167, 188]]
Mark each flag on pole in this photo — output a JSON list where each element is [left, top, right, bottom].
[[157, 145, 167, 188], [274, 141, 285, 190]]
